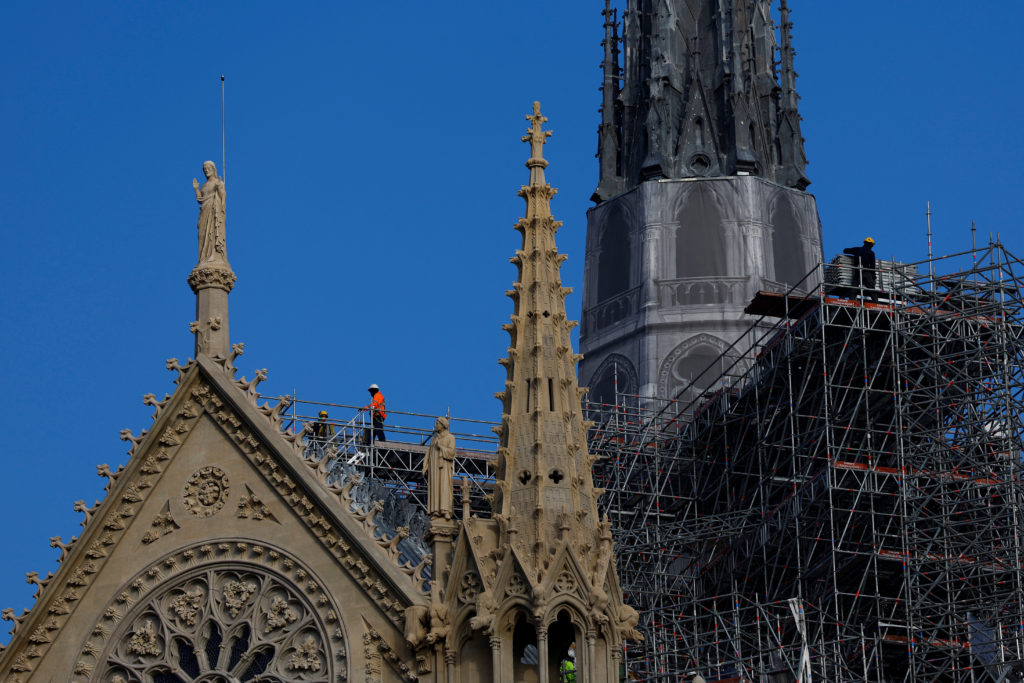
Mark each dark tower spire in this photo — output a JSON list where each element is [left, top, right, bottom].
[[777, 0, 810, 189], [579, 1, 823, 408], [594, 0, 623, 202], [593, 0, 811, 196]]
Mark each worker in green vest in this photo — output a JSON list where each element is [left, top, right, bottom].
[[559, 644, 577, 683]]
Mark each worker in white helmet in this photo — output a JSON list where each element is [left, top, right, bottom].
[[362, 384, 387, 443]]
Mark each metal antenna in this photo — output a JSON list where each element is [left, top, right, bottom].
[[926, 201, 934, 290], [220, 75, 226, 185], [971, 220, 977, 265]]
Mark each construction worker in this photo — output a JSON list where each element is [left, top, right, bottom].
[[843, 237, 877, 293], [559, 644, 577, 683], [311, 410, 335, 440], [308, 410, 335, 458], [363, 384, 387, 443]]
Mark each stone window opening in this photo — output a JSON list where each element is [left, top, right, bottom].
[[548, 610, 579, 683], [513, 612, 539, 680], [97, 564, 334, 683]]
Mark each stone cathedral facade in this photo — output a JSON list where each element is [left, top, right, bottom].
[[0, 104, 636, 683]]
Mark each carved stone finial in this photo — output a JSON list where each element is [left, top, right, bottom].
[[522, 101, 552, 187], [461, 476, 471, 519]]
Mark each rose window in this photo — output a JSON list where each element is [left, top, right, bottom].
[[97, 566, 333, 682]]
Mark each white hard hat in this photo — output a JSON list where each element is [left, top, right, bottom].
[[368, 383, 379, 390]]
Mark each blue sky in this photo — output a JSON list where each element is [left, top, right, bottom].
[[1, 2, 1021, 634]]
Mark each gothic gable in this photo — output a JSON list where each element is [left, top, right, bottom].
[[442, 524, 494, 639], [537, 542, 594, 623], [0, 354, 426, 682], [491, 547, 533, 606]]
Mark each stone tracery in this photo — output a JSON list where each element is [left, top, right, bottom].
[[81, 543, 345, 683]]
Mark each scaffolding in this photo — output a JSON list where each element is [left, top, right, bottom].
[[589, 243, 1024, 682], [269, 243, 1024, 682]]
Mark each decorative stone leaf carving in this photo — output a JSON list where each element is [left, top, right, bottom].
[[142, 392, 171, 420], [265, 595, 298, 632], [167, 588, 202, 627], [141, 502, 179, 545], [222, 579, 258, 619], [457, 572, 482, 604], [126, 619, 161, 656], [165, 357, 194, 385], [183, 466, 229, 518], [236, 484, 279, 523], [287, 634, 323, 671]]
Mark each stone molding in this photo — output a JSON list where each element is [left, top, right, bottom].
[[361, 617, 418, 682], [187, 264, 237, 293]]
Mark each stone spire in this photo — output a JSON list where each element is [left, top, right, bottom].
[[594, 0, 623, 202], [187, 160, 236, 358], [493, 102, 603, 576], [593, 0, 811, 201], [776, 0, 810, 189]]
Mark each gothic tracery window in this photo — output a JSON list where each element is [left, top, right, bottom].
[[89, 551, 341, 683]]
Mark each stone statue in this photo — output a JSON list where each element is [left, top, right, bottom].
[[423, 417, 456, 519], [192, 161, 226, 264]]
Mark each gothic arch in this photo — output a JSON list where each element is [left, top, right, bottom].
[[543, 606, 589, 683], [74, 540, 347, 683], [586, 353, 639, 407], [595, 203, 633, 303], [541, 600, 590, 632], [658, 334, 729, 401], [674, 182, 729, 280], [770, 191, 809, 287]]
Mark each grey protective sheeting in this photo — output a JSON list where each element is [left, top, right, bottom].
[[580, 176, 823, 403]]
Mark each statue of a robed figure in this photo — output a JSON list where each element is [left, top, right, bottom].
[[192, 161, 227, 264], [423, 417, 456, 519], [187, 160, 235, 358]]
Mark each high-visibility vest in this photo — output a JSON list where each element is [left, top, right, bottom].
[[559, 659, 576, 683], [312, 421, 335, 439], [367, 392, 386, 420]]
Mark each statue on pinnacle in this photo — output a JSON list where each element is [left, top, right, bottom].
[[192, 161, 227, 265], [187, 160, 235, 358]]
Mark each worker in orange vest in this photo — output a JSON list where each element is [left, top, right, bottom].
[[364, 383, 387, 443]]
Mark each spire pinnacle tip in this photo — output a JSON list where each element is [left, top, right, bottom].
[[522, 101, 552, 186]]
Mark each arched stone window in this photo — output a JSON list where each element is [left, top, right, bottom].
[[76, 542, 346, 683], [597, 205, 631, 303], [676, 184, 727, 281], [587, 354, 639, 409], [772, 194, 808, 287], [659, 334, 728, 401]]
